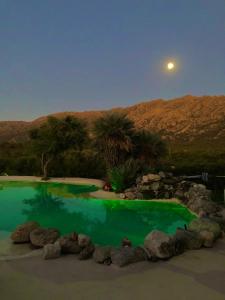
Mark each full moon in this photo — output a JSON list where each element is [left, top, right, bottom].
[[167, 62, 175, 70]]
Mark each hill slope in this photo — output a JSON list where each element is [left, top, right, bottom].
[[1, 95, 225, 151]]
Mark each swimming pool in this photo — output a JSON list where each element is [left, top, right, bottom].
[[0, 181, 195, 246]]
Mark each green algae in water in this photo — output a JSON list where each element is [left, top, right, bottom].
[[0, 181, 195, 246]]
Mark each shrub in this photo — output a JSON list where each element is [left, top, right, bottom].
[[108, 159, 143, 192]]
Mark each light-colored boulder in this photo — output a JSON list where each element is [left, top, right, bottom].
[[199, 230, 215, 248], [11, 221, 40, 243], [188, 218, 221, 239], [43, 241, 61, 259], [144, 230, 175, 259]]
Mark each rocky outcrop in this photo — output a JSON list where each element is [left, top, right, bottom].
[[30, 228, 60, 248], [144, 230, 175, 259], [43, 241, 61, 259], [10, 221, 40, 244]]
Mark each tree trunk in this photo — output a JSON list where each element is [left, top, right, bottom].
[[41, 153, 51, 179]]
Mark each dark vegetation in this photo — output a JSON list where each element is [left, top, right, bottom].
[[0, 113, 167, 191]]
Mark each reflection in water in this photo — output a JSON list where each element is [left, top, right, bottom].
[[0, 181, 196, 246]]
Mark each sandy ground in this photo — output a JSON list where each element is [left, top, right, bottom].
[[1, 238, 225, 300], [0, 175, 104, 188]]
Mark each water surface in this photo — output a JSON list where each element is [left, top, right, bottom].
[[0, 181, 195, 246]]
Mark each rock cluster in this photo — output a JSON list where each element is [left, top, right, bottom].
[[120, 172, 224, 219], [10, 213, 225, 266]]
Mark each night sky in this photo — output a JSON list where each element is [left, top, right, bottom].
[[0, 0, 225, 120]]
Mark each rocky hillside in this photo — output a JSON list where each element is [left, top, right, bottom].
[[1, 95, 225, 151]]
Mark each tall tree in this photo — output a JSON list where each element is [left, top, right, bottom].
[[93, 112, 134, 169], [29, 116, 87, 178], [132, 129, 167, 167]]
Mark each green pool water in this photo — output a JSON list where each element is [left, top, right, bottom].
[[0, 181, 196, 246]]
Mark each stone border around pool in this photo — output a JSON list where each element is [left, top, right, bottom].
[[1, 175, 225, 267]]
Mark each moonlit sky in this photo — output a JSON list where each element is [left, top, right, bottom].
[[0, 0, 225, 120]]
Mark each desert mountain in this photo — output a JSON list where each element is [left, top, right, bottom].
[[1, 95, 225, 151]]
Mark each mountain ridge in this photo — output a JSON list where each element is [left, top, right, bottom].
[[1, 95, 225, 151]]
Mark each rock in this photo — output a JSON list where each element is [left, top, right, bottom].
[[199, 230, 215, 248], [125, 191, 136, 200], [78, 243, 95, 260], [147, 174, 161, 182], [43, 241, 61, 259], [188, 218, 221, 239], [174, 228, 203, 250], [30, 228, 60, 248], [111, 246, 147, 267], [120, 193, 126, 199], [122, 237, 132, 247], [58, 236, 81, 254], [93, 246, 112, 263], [218, 209, 225, 220], [158, 171, 166, 178], [11, 221, 40, 243], [209, 215, 225, 232], [78, 234, 91, 248], [150, 181, 160, 191], [144, 230, 175, 259], [198, 210, 208, 218], [185, 185, 219, 215]]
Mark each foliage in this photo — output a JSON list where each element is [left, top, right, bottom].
[[132, 129, 168, 167], [0, 113, 169, 181], [108, 159, 143, 192], [29, 116, 87, 178], [93, 112, 135, 168]]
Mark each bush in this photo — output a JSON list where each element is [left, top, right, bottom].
[[108, 159, 143, 193]]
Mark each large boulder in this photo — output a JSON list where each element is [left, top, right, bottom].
[[111, 246, 147, 267], [93, 246, 112, 264], [78, 243, 95, 260], [144, 230, 175, 259], [78, 234, 91, 248], [30, 228, 60, 248], [43, 241, 61, 260], [58, 235, 81, 254], [199, 230, 215, 248], [185, 185, 218, 215], [173, 228, 203, 250], [11, 221, 40, 243], [188, 218, 221, 240]]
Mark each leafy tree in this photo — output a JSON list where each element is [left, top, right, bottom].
[[133, 130, 167, 167], [29, 116, 87, 178], [93, 112, 134, 169]]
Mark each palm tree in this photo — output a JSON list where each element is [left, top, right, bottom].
[[93, 112, 135, 169], [133, 129, 167, 167]]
